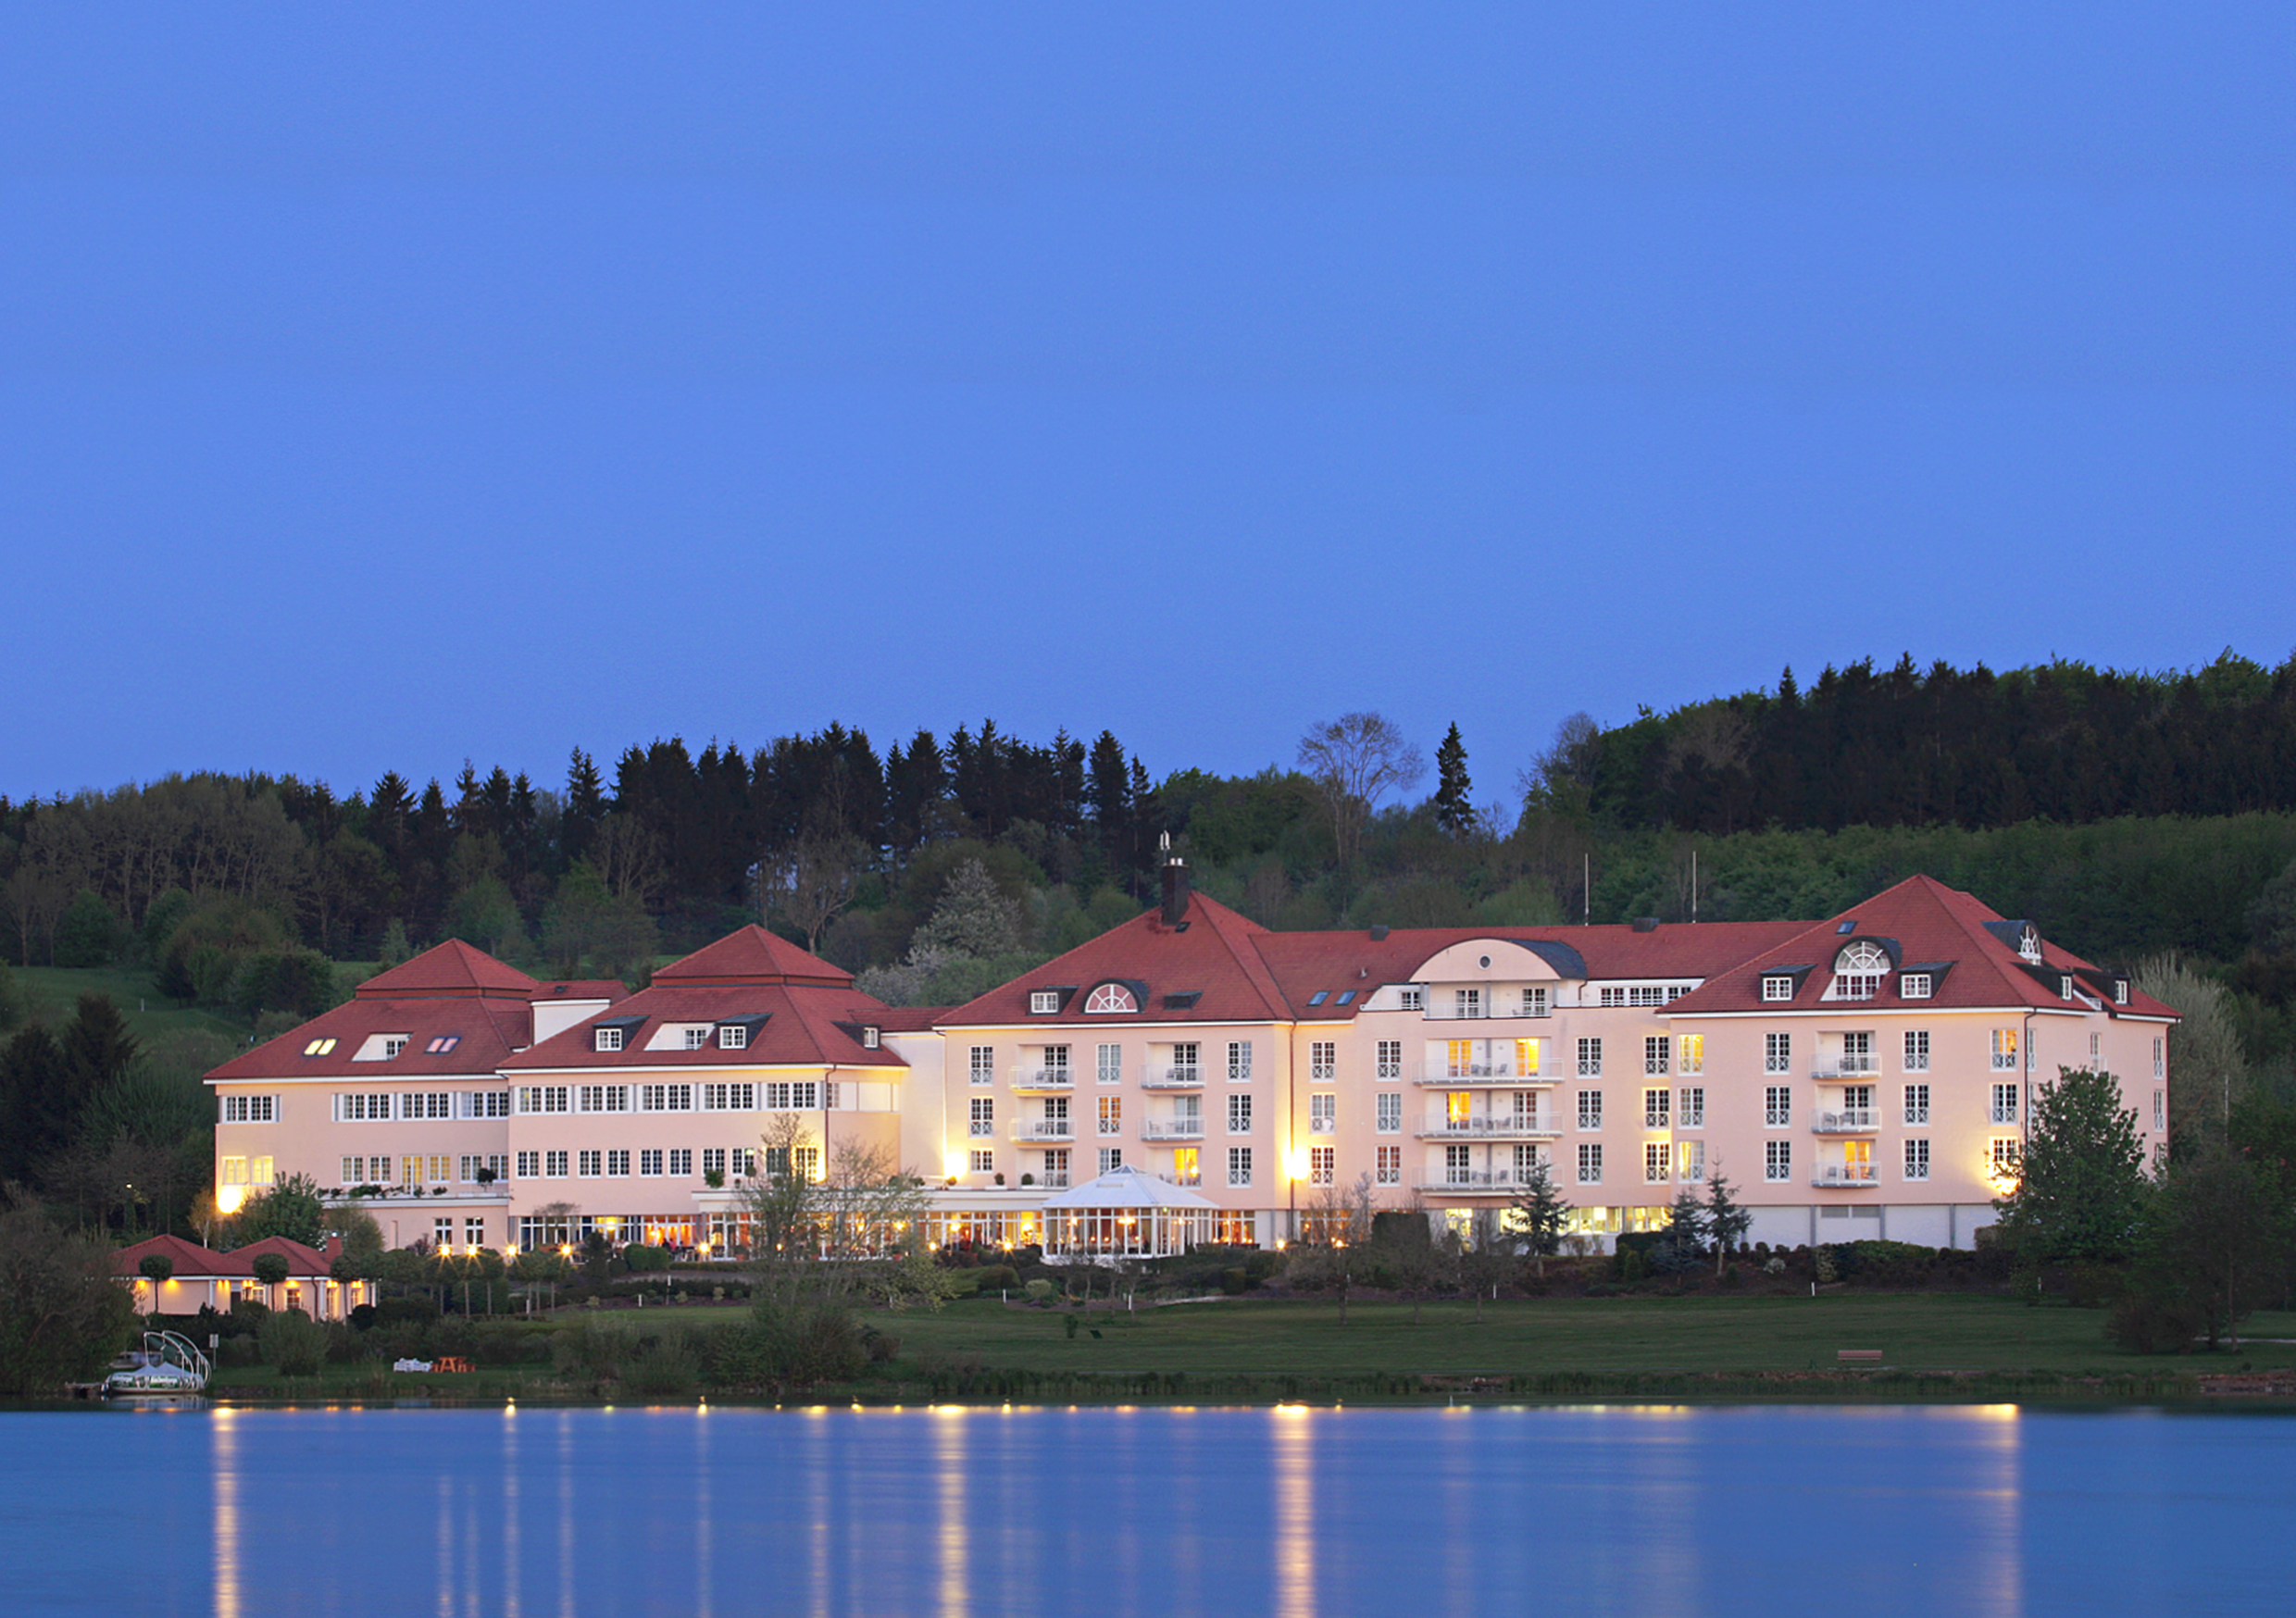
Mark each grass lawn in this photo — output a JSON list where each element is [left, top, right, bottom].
[[14, 963, 245, 1046], [855, 1293, 2296, 1380]]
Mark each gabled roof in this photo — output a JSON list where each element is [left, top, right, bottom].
[[112, 1233, 244, 1278], [504, 978, 905, 1072], [356, 940, 542, 1000], [207, 992, 538, 1084], [230, 1236, 334, 1278], [1666, 875, 2177, 1019], [938, 891, 1292, 1027], [1253, 920, 1809, 1016], [651, 926, 855, 989]]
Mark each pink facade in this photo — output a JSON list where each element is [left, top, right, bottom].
[[209, 870, 2177, 1256]]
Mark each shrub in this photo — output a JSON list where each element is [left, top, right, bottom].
[[1023, 1279, 1056, 1304], [2107, 1289, 2208, 1354], [259, 1307, 327, 1376], [973, 1265, 1018, 1292]]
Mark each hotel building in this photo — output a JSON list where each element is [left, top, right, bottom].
[[206, 862, 2176, 1256]]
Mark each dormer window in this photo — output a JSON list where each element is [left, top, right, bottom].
[[2059, 975, 2075, 1000], [2115, 978, 2129, 1005], [2018, 925, 2041, 963], [1029, 990, 1061, 1014], [382, 1036, 408, 1059], [682, 1027, 711, 1051], [596, 1027, 624, 1052], [861, 1026, 881, 1050], [1900, 974, 1932, 1001], [1828, 940, 1890, 1001], [719, 1025, 748, 1051], [1398, 986, 1425, 1012], [1084, 983, 1138, 1014], [1762, 976, 1794, 1002]]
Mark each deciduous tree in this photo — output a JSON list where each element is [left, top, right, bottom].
[[1296, 712, 1425, 866]]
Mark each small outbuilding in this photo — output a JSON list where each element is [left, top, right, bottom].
[[1037, 1165, 1217, 1263]]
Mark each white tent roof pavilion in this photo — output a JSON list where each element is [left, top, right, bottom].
[[1037, 1165, 1219, 1263]]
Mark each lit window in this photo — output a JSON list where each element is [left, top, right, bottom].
[[1677, 1034, 1703, 1075], [1990, 1029, 2018, 1071], [1310, 1146, 1334, 1187], [301, 1038, 337, 1057]]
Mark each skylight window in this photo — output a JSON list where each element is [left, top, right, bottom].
[[302, 1037, 337, 1057], [1336, 990, 1355, 1005], [1307, 991, 1329, 1007], [424, 1035, 460, 1055]]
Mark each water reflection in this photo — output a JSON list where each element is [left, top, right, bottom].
[[0, 1402, 2263, 1617]]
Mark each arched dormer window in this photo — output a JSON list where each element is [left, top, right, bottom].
[[1829, 940, 1890, 1002], [1084, 983, 1138, 1015], [2018, 924, 2041, 963]]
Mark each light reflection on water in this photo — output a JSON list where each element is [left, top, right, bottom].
[[2, 1402, 2290, 1616]]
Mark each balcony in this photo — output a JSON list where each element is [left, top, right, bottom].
[[1141, 1119, 1204, 1142], [1412, 1062, 1554, 1087], [1419, 1000, 1552, 1021], [1810, 1164, 1879, 1188], [1009, 1067, 1075, 1092], [1416, 1114, 1560, 1141], [1808, 1054, 1880, 1079], [1811, 1108, 1880, 1134], [1010, 1120, 1074, 1143], [1138, 1066, 1204, 1090], [1412, 1171, 1539, 1195]]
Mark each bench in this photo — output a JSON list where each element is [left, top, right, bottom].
[[430, 1356, 474, 1375], [1836, 1350, 1883, 1365]]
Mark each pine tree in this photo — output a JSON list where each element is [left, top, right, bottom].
[[1508, 1161, 1572, 1278], [1704, 1164, 1752, 1275], [1433, 721, 1474, 837]]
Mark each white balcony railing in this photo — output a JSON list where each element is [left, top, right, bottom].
[[1412, 1171, 1541, 1194], [1412, 1062, 1554, 1086], [1809, 1055, 1880, 1078], [1811, 1108, 1880, 1133], [1141, 1119, 1204, 1141], [1811, 1164, 1879, 1188], [1010, 1120, 1074, 1142], [1009, 1067, 1074, 1091], [1416, 1114, 1559, 1140], [1420, 1000, 1552, 1021], [1138, 1066, 1204, 1089], [1903, 1107, 1929, 1126]]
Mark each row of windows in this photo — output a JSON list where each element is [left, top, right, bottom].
[[513, 1082, 826, 1115], [328, 1092, 513, 1123]]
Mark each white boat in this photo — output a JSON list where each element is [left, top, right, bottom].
[[104, 1330, 212, 1399]]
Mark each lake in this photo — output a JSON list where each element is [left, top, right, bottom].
[[0, 1402, 2287, 1616]]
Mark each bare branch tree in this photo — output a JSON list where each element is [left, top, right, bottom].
[[1296, 712, 1425, 866]]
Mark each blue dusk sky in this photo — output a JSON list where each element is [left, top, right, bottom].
[[6, 7, 2291, 807]]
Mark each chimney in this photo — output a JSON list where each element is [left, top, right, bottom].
[[1160, 836, 1191, 927], [325, 1235, 343, 1260]]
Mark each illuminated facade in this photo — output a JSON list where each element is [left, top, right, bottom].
[[207, 865, 2177, 1255]]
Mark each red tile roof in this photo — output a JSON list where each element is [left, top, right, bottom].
[[356, 940, 542, 1000], [938, 888, 1810, 1027], [230, 1236, 335, 1278], [651, 926, 855, 989], [206, 992, 538, 1083], [1666, 875, 2177, 1018], [503, 981, 906, 1072], [939, 890, 1292, 1026], [113, 1234, 244, 1278]]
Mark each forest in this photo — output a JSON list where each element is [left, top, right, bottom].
[[5, 649, 2296, 1244]]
